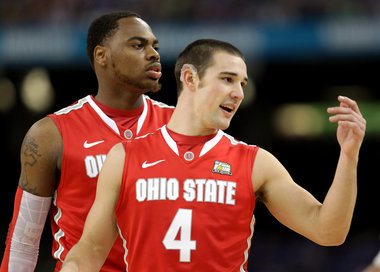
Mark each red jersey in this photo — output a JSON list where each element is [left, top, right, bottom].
[[48, 95, 174, 271], [115, 126, 259, 272]]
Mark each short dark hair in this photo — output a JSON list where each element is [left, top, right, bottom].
[[174, 39, 245, 95], [86, 10, 141, 69]]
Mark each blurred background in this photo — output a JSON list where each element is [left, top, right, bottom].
[[0, 0, 379, 271]]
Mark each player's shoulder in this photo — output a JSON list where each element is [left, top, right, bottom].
[[21, 116, 62, 163], [28, 116, 61, 140], [144, 95, 175, 110], [221, 131, 256, 148], [52, 96, 90, 116], [108, 142, 126, 158]]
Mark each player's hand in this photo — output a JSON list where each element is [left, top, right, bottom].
[[327, 96, 366, 159]]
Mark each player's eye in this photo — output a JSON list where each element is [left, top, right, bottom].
[[222, 77, 233, 83], [133, 44, 144, 49]]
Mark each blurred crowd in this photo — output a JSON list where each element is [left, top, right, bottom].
[[1, 0, 380, 25]]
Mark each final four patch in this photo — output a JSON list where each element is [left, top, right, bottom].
[[212, 160, 232, 175]]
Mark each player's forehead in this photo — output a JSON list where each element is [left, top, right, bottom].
[[207, 51, 247, 79], [114, 17, 157, 43]]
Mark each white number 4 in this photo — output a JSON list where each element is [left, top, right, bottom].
[[162, 209, 196, 262]]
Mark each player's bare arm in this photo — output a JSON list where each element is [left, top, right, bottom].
[[0, 117, 62, 271], [19, 117, 62, 196], [61, 143, 125, 271], [316, 95, 365, 241], [252, 148, 328, 244], [252, 96, 366, 246]]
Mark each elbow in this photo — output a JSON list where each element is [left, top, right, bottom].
[[311, 208, 353, 246], [314, 228, 348, 246], [317, 237, 346, 247]]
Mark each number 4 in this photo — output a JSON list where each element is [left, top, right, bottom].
[[162, 209, 196, 262]]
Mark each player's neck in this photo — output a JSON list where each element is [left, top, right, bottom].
[[167, 109, 218, 136], [94, 91, 144, 111], [168, 92, 217, 136]]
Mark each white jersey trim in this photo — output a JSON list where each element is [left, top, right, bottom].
[[137, 95, 174, 135], [86, 95, 152, 137], [52, 191, 65, 262], [199, 130, 223, 157], [85, 95, 120, 135], [136, 95, 148, 135], [240, 214, 255, 272], [160, 126, 224, 158], [55, 95, 169, 138], [161, 125, 179, 155], [54, 97, 88, 115], [145, 95, 175, 109], [117, 224, 129, 271]]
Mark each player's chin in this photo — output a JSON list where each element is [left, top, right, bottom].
[[147, 81, 162, 93], [217, 120, 231, 131]]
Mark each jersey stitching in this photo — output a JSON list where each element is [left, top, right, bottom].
[[54, 97, 88, 115], [145, 95, 175, 109], [240, 215, 255, 272], [52, 192, 65, 262], [117, 224, 129, 271]]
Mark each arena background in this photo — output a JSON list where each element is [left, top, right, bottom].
[[0, 1, 379, 271]]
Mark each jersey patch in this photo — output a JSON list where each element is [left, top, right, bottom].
[[212, 160, 232, 176]]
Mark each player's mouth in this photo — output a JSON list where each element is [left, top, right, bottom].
[[220, 104, 235, 116], [146, 63, 162, 79]]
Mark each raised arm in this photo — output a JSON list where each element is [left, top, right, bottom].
[[252, 96, 366, 246], [0, 117, 61, 271], [60, 142, 125, 272]]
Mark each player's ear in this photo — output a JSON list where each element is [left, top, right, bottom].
[[180, 64, 198, 91], [94, 45, 107, 67]]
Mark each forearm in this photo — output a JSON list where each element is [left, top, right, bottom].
[[60, 240, 108, 272], [0, 188, 51, 272], [317, 151, 358, 245], [61, 209, 119, 271]]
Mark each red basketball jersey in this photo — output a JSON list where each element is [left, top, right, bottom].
[[48, 95, 174, 271], [115, 126, 259, 272]]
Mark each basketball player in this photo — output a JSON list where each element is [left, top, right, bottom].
[[0, 11, 174, 272], [60, 39, 366, 272]]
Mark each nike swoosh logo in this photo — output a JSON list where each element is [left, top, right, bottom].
[[83, 140, 105, 148], [142, 160, 165, 168]]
